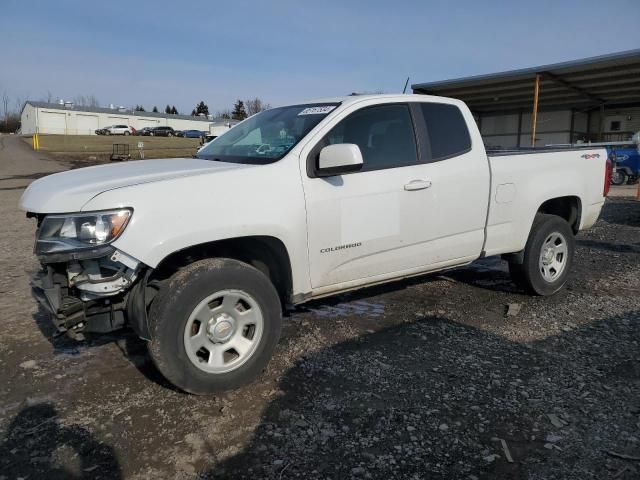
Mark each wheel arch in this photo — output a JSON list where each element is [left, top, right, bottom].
[[503, 195, 582, 265], [150, 235, 294, 306], [536, 195, 582, 234], [617, 166, 633, 176]]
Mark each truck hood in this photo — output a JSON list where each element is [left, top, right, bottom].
[[19, 158, 249, 213]]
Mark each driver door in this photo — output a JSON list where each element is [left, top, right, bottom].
[[301, 103, 440, 289]]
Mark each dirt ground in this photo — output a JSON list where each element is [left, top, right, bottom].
[[22, 134, 202, 162], [1, 134, 639, 479]]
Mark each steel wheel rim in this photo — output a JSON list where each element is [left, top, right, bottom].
[[183, 289, 264, 374], [611, 171, 624, 185], [539, 232, 568, 282]]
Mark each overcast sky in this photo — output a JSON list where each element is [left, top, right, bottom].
[[1, 0, 638, 114]]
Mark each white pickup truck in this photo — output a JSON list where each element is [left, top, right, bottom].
[[20, 94, 611, 394]]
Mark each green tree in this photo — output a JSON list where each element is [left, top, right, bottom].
[[165, 105, 172, 114], [134, 105, 145, 112], [194, 101, 209, 116], [171, 105, 178, 115], [152, 106, 159, 113], [231, 100, 247, 120]]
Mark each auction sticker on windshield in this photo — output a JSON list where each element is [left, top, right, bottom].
[[298, 106, 337, 115]]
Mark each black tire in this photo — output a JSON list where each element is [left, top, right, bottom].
[[611, 170, 627, 186], [148, 258, 282, 394], [124, 131, 130, 136], [168, 132, 173, 137], [509, 213, 575, 296]]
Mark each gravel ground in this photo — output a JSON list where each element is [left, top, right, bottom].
[[0, 135, 639, 479]]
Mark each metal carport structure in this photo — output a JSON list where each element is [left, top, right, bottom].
[[412, 49, 640, 146]]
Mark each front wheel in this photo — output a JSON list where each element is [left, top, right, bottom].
[[509, 214, 575, 296], [124, 131, 130, 136], [148, 258, 282, 394]]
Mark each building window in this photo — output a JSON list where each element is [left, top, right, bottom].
[[610, 120, 621, 131]]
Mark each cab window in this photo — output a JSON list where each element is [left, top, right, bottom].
[[317, 104, 418, 173], [416, 103, 471, 161]]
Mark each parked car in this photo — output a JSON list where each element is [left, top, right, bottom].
[[136, 127, 155, 136], [181, 130, 207, 139], [197, 134, 217, 152], [21, 94, 610, 394], [149, 126, 176, 137], [608, 145, 640, 185], [97, 125, 136, 136]]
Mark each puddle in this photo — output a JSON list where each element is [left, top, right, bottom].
[[307, 300, 385, 318]]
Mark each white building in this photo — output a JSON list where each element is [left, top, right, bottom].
[[20, 101, 238, 136]]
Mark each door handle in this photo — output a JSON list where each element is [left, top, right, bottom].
[[404, 179, 432, 191]]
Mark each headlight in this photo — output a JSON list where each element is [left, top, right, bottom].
[[36, 209, 132, 255]]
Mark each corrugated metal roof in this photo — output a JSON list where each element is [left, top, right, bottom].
[[412, 49, 640, 113], [24, 101, 233, 123]]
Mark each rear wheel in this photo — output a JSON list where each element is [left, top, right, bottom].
[[124, 131, 130, 136], [611, 170, 627, 186], [148, 258, 282, 394], [168, 132, 173, 137], [509, 214, 575, 295]]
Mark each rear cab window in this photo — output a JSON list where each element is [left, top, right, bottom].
[[413, 102, 471, 161]]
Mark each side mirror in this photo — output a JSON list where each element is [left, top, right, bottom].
[[316, 143, 363, 177]]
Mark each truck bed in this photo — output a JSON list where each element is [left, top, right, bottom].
[[483, 145, 608, 258], [486, 145, 610, 157]]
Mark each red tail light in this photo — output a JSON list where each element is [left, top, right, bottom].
[[603, 157, 613, 197]]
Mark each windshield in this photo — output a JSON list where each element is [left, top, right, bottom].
[[196, 103, 340, 164]]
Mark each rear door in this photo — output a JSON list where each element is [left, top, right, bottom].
[[409, 101, 490, 262]]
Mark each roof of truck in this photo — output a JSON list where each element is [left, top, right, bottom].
[[301, 93, 449, 106]]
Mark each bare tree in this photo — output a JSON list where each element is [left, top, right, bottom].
[[245, 97, 271, 117], [68, 94, 99, 107], [86, 94, 100, 107], [2, 92, 9, 130], [215, 109, 232, 119], [1, 92, 8, 117], [0, 92, 21, 133], [14, 95, 26, 113], [73, 95, 87, 106]]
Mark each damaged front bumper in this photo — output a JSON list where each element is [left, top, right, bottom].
[[32, 248, 152, 340]]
